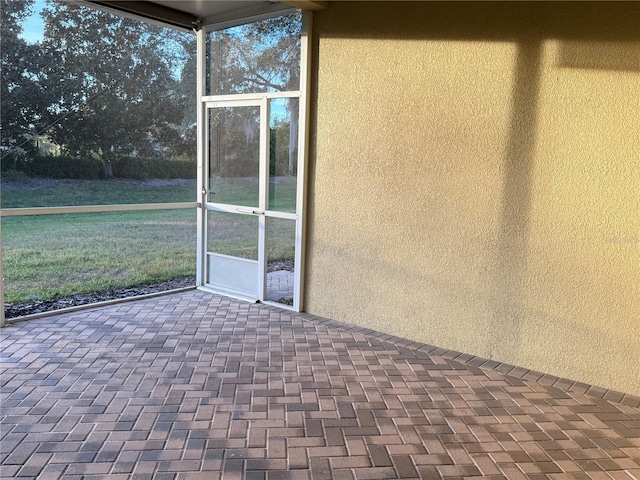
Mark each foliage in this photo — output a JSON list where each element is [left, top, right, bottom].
[[1, 154, 103, 179], [1, 178, 197, 208], [0, 169, 30, 183], [113, 156, 196, 180], [38, 1, 190, 176], [171, 32, 198, 160], [1, 1, 301, 183], [0, 0, 41, 152], [270, 121, 292, 176], [209, 106, 260, 178], [207, 13, 302, 95], [1, 1, 198, 174], [0, 153, 196, 180], [206, 13, 302, 177]]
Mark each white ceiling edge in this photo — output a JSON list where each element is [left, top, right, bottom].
[[65, 0, 298, 33], [65, 0, 197, 32], [202, 3, 296, 31]]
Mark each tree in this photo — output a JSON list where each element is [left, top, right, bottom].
[[170, 31, 198, 160], [207, 13, 301, 95], [39, 1, 187, 177], [207, 13, 302, 175], [0, 0, 40, 156]]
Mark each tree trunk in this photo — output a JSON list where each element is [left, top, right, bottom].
[[101, 154, 114, 178], [288, 101, 299, 175]]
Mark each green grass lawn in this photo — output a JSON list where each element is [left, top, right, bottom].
[[2, 210, 197, 303], [2, 177, 296, 305]]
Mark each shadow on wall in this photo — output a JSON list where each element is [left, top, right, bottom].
[[490, 38, 541, 360], [491, 34, 640, 359], [558, 40, 640, 73], [315, 3, 640, 43]]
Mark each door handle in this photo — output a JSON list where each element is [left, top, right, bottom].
[[236, 207, 264, 215]]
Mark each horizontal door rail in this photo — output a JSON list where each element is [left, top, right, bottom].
[[204, 202, 297, 220], [0, 202, 199, 217], [201, 91, 301, 103]]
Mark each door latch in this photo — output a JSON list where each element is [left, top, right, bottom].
[[236, 207, 264, 216]]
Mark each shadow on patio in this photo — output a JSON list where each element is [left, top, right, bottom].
[[1, 290, 639, 479]]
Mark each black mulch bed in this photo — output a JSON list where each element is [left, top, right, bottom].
[[4, 260, 295, 319], [4, 277, 196, 319]]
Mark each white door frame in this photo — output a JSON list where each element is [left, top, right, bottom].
[[195, 12, 311, 311]]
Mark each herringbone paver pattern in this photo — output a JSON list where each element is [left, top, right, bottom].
[[1, 291, 639, 479]]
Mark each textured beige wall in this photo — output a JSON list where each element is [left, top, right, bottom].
[[305, 2, 640, 396]]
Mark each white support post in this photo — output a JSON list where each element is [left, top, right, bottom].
[[195, 26, 207, 287], [293, 10, 313, 313], [257, 97, 270, 301], [1, 222, 5, 327]]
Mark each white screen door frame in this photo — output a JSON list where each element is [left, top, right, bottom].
[[194, 12, 311, 312], [204, 97, 266, 303]]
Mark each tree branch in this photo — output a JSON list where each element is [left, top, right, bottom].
[[241, 75, 284, 92]]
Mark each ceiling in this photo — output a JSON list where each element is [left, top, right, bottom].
[[155, 1, 293, 28], [84, 1, 326, 31], [154, 1, 282, 18]]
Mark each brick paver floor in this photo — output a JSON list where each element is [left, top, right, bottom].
[[1, 290, 639, 479], [266, 271, 294, 304]]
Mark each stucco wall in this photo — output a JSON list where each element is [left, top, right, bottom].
[[305, 2, 640, 396]]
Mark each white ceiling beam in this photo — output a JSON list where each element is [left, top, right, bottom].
[[202, 2, 295, 31], [282, 1, 328, 11], [66, 0, 198, 31]]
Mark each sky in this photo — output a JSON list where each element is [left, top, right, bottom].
[[20, 0, 46, 44]]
